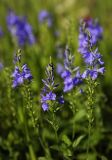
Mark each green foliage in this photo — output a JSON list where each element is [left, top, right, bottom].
[[0, 0, 112, 159]]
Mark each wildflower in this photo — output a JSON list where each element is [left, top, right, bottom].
[[38, 10, 52, 27], [78, 18, 103, 55], [78, 20, 105, 80], [12, 64, 32, 88], [61, 46, 82, 92], [41, 60, 64, 111], [0, 62, 3, 71], [85, 18, 103, 45], [82, 67, 105, 80], [58, 95, 64, 104], [7, 11, 35, 46], [12, 52, 32, 88]]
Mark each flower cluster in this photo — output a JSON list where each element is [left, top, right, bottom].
[[38, 10, 52, 27], [41, 61, 64, 111], [61, 46, 82, 92], [78, 18, 103, 55], [12, 64, 33, 88], [7, 11, 35, 46], [78, 20, 105, 80], [12, 53, 32, 88]]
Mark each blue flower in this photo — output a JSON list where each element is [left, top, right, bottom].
[[82, 70, 90, 79], [7, 11, 35, 46], [61, 70, 71, 79], [0, 62, 3, 71], [42, 103, 49, 111], [82, 67, 105, 80], [78, 19, 105, 80], [61, 46, 82, 92], [41, 61, 64, 111], [73, 71, 82, 86], [12, 64, 33, 88], [41, 92, 56, 111], [63, 76, 74, 92], [86, 18, 103, 45], [41, 92, 56, 102], [38, 10, 52, 27], [58, 95, 64, 104], [78, 18, 103, 55], [56, 63, 64, 75]]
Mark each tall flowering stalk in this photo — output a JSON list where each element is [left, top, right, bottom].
[[61, 45, 82, 93], [78, 20, 105, 158], [41, 57, 64, 144], [12, 50, 38, 127], [12, 50, 37, 159], [61, 46, 83, 139], [41, 57, 64, 111], [78, 18, 103, 55]]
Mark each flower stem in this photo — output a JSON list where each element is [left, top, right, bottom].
[[22, 85, 36, 160]]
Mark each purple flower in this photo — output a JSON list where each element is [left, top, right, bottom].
[[86, 18, 103, 45], [56, 63, 64, 75], [61, 70, 71, 79], [7, 11, 35, 46], [41, 92, 56, 102], [61, 46, 82, 92], [38, 10, 52, 27], [42, 103, 49, 111], [22, 64, 33, 80], [41, 92, 56, 111], [63, 76, 74, 92], [78, 18, 103, 55], [78, 19, 105, 80], [97, 67, 105, 74], [41, 61, 64, 111], [0, 62, 3, 71], [82, 67, 105, 80], [82, 70, 90, 79], [89, 70, 98, 80], [58, 95, 64, 104], [12, 64, 33, 88]]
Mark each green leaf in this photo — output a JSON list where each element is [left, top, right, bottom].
[[38, 157, 47, 160], [73, 135, 85, 148], [73, 109, 86, 122], [62, 135, 72, 146], [50, 145, 59, 151], [101, 156, 108, 160]]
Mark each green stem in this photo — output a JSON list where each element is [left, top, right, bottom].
[[86, 79, 95, 159], [52, 112, 59, 144], [24, 84, 37, 128], [39, 118, 52, 159], [72, 109, 76, 140], [22, 86, 36, 160], [54, 128, 58, 144], [87, 118, 91, 160]]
